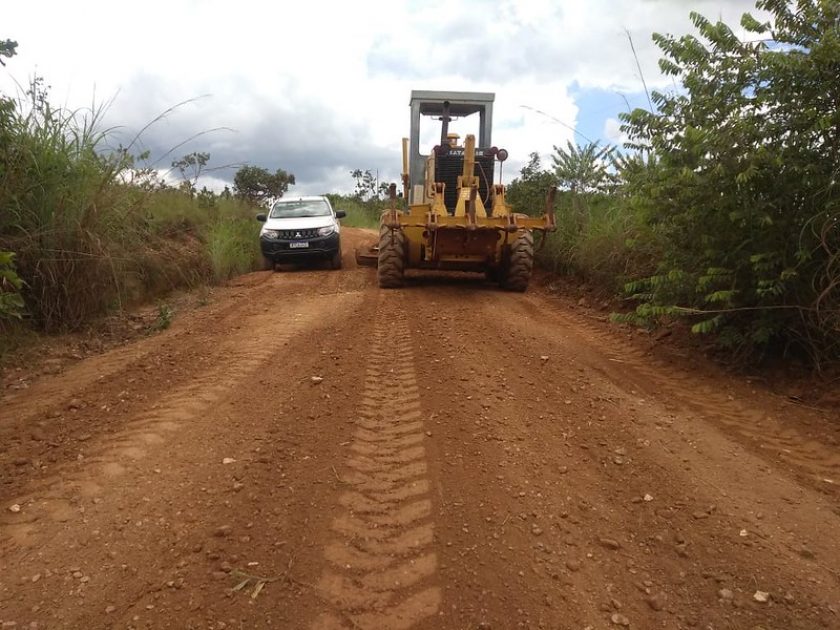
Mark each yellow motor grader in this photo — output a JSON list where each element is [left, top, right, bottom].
[[360, 90, 556, 291]]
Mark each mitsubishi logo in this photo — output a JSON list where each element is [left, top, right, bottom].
[[295, 232, 302, 238]]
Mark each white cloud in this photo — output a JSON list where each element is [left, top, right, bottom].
[[603, 118, 629, 146], [2, 0, 764, 194]]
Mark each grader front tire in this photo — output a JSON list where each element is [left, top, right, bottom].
[[502, 231, 534, 292], [377, 226, 405, 288]]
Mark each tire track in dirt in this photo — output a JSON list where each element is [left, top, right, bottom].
[[1, 291, 363, 550], [1, 239, 372, 427], [0, 267, 370, 497], [1, 272, 278, 422], [312, 297, 440, 630]]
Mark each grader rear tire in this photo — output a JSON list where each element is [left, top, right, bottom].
[[377, 226, 405, 288], [501, 231, 534, 292]]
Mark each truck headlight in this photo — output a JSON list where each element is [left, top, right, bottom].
[[262, 229, 279, 239], [317, 225, 335, 237]]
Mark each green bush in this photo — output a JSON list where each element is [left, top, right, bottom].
[[507, 157, 659, 292], [619, 0, 840, 365], [536, 193, 659, 291]]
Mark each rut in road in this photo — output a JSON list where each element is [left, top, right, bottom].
[[313, 298, 440, 630], [0, 294, 357, 551]]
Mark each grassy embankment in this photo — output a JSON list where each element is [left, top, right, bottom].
[[326, 194, 384, 229], [0, 90, 261, 356]]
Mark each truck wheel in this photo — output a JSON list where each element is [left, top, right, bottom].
[[377, 226, 405, 288], [330, 249, 342, 270], [261, 255, 275, 271], [501, 231, 534, 292]]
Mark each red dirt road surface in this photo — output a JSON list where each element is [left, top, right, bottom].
[[1, 228, 839, 629]]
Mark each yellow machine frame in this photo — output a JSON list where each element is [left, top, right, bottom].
[[380, 133, 556, 272], [362, 91, 557, 291]]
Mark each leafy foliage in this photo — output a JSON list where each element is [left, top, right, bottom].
[[0, 39, 17, 66], [506, 153, 557, 216], [233, 165, 295, 205], [206, 217, 260, 282], [325, 193, 386, 229], [551, 141, 616, 194], [507, 155, 658, 288], [171, 151, 210, 194], [619, 0, 840, 365], [0, 78, 140, 329], [0, 251, 25, 321], [350, 169, 391, 201]]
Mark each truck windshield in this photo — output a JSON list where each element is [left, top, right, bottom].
[[269, 200, 331, 218]]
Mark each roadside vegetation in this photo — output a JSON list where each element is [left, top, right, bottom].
[[0, 66, 294, 354], [326, 195, 386, 229], [507, 0, 839, 368], [325, 168, 391, 228], [3, 0, 837, 372]]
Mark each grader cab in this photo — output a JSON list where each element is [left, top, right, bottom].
[[363, 90, 556, 291]]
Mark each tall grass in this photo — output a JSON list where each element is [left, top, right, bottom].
[[326, 194, 384, 229], [0, 88, 141, 329], [206, 218, 260, 281], [143, 190, 260, 282], [0, 85, 261, 335], [535, 192, 659, 292]]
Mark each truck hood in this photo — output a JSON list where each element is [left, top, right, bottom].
[[263, 215, 335, 230]]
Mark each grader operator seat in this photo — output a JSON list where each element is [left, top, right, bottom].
[[409, 91, 496, 214]]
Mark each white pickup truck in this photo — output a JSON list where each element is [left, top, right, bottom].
[[256, 196, 346, 270]]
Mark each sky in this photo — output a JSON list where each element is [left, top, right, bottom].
[[3, 0, 764, 196]]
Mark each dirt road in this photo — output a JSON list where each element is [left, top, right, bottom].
[[2, 228, 839, 629]]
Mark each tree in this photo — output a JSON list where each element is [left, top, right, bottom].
[[506, 152, 557, 216], [171, 151, 210, 193], [350, 169, 379, 201], [378, 181, 393, 199], [233, 166, 295, 205], [620, 0, 840, 364], [551, 141, 615, 194], [0, 39, 17, 66]]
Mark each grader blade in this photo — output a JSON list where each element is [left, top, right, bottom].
[[355, 246, 379, 267]]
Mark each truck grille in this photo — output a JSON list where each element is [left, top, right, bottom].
[[277, 228, 319, 240]]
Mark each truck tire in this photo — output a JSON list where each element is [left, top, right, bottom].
[[330, 248, 342, 270], [501, 231, 534, 292], [261, 255, 275, 271], [377, 226, 405, 288]]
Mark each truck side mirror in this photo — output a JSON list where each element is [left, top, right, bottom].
[[335, 210, 347, 219], [256, 213, 267, 222]]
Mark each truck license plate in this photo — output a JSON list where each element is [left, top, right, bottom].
[[289, 241, 309, 249]]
